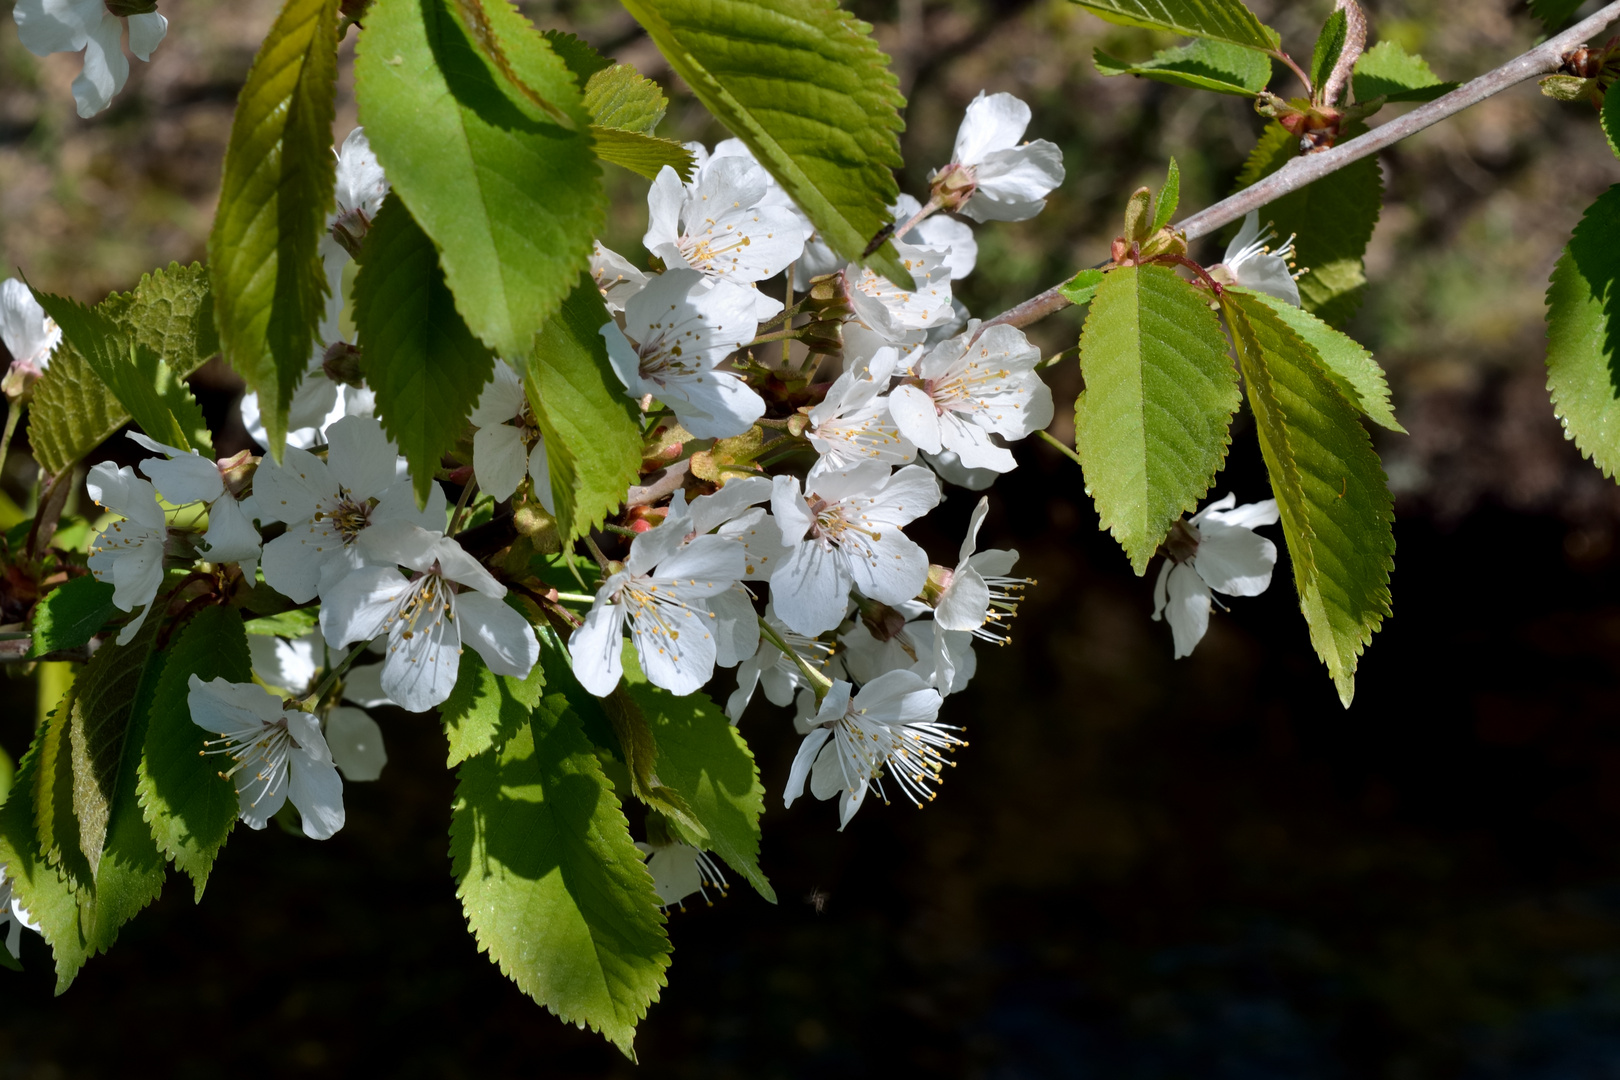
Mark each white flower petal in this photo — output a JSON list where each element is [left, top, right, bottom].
[[951, 91, 1031, 164], [325, 415, 398, 499], [1194, 521, 1278, 598], [571, 597, 628, 696], [1164, 562, 1211, 659], [325, 706, 387, 782], [456, 591, 539, 678], [71, 12, 128, 118], [472, 423, 529, 503], [126, 11, 167, 61]]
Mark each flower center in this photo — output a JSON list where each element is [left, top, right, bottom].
[[314, 490, 374, 543], [202, 714, 298, 807], [829, 707, 966, 809]]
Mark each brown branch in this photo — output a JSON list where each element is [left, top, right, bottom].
[[984, 0, 1620, 332]]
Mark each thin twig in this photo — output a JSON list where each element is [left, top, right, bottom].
[[984, 1, 1620, 332]]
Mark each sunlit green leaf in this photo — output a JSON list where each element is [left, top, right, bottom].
[[1244, 290, 1403, 433], [1074, 264, 1240, 573], [208, 0, 340, 457], [1351, 41, 1454, 105], [29, 576, 116, 658], [451, 708, 670, 1057], [1222, 289, 1394, 707], [619, 648, 774, 903], [355, 0, 603, 358], [1070, 0, 1279, 51], [1547, 184, 1620, 480], [1094, 38, 1271, 96]]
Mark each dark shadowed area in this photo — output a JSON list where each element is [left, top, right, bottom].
[[6, 0, 1620, 1076]]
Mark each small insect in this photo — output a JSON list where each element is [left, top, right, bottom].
[[805, 887, 830, 914], [861, 223, 898, 258]]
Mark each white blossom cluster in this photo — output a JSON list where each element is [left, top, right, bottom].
[[29, 92, 1284, 920]]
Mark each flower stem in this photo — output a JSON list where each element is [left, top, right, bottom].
[[447, 477, 480, 535], [757, 618, 834, 702], [299, 640, 372, 712], [1036, 429, 1084, 467], [0, 404, 20, 486], [554, 591, 597, 605]]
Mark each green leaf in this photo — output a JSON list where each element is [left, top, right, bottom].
[[1153, 158, 1181, 233], [584, 64, 668, 133], [243, 606, 319, 637], [1529, 0, 1585, 32], [0, 729, 92, 990], [355, 0, 603, 358], [599, 684, 708, 844], [1603, 82, 1620, 160], [1222, 289, 1394, 707], [522, 276, 643, 544], [29, 288, 211, 456], [1058, 267, 1107, 308], [1094, 39, 1271, 97], [136, 606, 253, 900], [353, 194, 497, 507], [29, 576, 116, 658], [618, 649, 774, 903], [451, 710, 671, 1057], [208, 0, 340, 458], [440, 649, 546, 766], [444, 0, 580, 131], [590, 129, 699, 181], [21, 615, 171, 986], [1546, 184, 1620, 479], [541, 29, 611, 83], [30, 263, 221, 475], [1073, 264, 1241, 573], [1234, 121, 1382, 326], [1244, 290, 1403, 433], [618, 0, 914, 288], [1070, 0, 1279, 51], [60, 614, 167, 876], [581, 62, 696, 180], [1309, 7, 1347, 94], [1350, 41, 1454, 105]]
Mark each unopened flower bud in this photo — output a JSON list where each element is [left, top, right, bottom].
[[322, 341, 365, 387], [216, 449, 257, 496]]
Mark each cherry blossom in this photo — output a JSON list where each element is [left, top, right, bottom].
[[469, 361, 553, 512], [248, 628, 390, 782], [634, 839, 730, 911], [888, 322, 1052, 473], [320, 522, 539, 713], [1, 278, 60, 379], [189, 675, 345, 839], [254, 415, 445, 603], [126, 432, 261, 567], [86, 462, 169, 644], [837, 599, 977, 696], [843, 241, 955, 343], [1215, 211, 1301, 306], [783, 671, 958, 829], [590, 241, 650, 314], [601, 268, 764, 439], [570, 519, 746, 697], [1153, 493, 1281, 658], [13, 0, 168, 118], [769, 462, 942, 636], [928, 496, 1030, 643], [644, 152, 804, 319], [804, 344, 915, 481], [933, 91, 1065, 223]]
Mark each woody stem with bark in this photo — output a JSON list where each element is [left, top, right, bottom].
[[984, 0, 1620, 332]]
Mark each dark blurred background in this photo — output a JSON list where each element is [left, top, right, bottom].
[[8, 0, 1620, 1076]]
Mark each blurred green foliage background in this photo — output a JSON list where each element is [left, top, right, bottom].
[[7, 1, 1620, 1076]]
